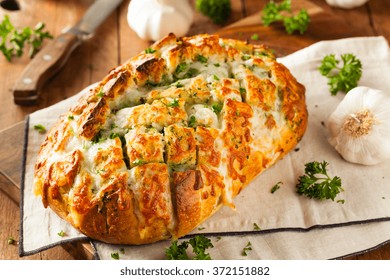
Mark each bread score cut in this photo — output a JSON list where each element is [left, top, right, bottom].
[[33, 33, 308, 245]]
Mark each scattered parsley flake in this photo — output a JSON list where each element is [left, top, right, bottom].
[[251, 33, 259, 40], [188, 115, 197, 127], [271, 181, 283, 193], [253, 223, 261, 230], [111, 252, 120, 260], [196, 54, 208, 63], [145, 47, 156, 54], [241, 54, 251, 61], [242, 242, 252, 256], [175, 62, 188, 74], [96, 90, 104, 98], [175, 82, 184, 88], [109, 132, 120, 139], [212, 103, 223, 114], [33, 124, 46, 134], [167, 98, 180, 107], [7, 237, 16, 245], [57, 230, 65, 237], [132, 159, 145, 166]]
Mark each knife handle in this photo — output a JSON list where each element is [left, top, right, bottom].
[[13, 32, 81, 106]]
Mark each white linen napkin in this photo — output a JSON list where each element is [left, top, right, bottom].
[[20, 36, 390, 259]]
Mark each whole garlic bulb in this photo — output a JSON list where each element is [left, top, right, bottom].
[[327, 86, 390, 165], [325, 0, 369, 9], [127, 0, 194, 41]]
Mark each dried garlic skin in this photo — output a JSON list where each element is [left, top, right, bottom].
[[327, 86, 390, 165]]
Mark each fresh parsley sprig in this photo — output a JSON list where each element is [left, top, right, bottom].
[[296, 161, 343, 201], [0, 15, 53, 61], [165, 235, 214, 260], [319, 53, 362, 95], [261, 0, 310, 35]]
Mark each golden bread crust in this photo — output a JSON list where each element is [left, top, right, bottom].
[[33, 33, 308, 244]]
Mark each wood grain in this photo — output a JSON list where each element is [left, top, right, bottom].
[[0, 0, 389, 260]]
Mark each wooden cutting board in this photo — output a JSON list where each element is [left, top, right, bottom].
[[0, 0, 374, 259]]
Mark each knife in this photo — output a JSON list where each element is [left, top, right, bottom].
[[12, 0, 123, 106]]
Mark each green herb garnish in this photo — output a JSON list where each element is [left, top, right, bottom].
[[165, 235, 214, 260], [188, 115, 197, 127], [167, 98, 180, 107], [96, 90, 104, 98], [175, 62, 188, 75], [145, 47, 156, 54], [318, 53, 362, 95], [242, 241, 252, 256], [132, 159, 145, 166], [111, 252, 120, 260], [7, 237, 15, 245], [33, 124, 46, 134], [196, 54, 208, 63], [296, 161, 343, 201], [183, 68, 199, 79], [261, 0, 310, 35], [0, 15, 53, 61], [253, 223, 261, 230], [211, 103, 223, 114], [241, 54, 251, 61], [195, 0, 231, 24], [271, 181, 283, 193], [57, 230, 65, 237], [251, 33, 260, 40]]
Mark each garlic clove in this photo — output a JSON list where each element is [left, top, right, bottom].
[[327, 86, 390, 165], [325, 0, 369, 9], [127, 0, 194, 42]]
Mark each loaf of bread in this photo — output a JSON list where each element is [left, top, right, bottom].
[[33, 33, 307, 245]]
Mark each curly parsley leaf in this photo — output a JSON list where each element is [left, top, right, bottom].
[[319, 53, 362, 95], [165, 235, 214, 260], [261, 0, 310, 35], [195, 0, 231, 24], [296, 161, 343, 201], [283, 9, 310, 34], [0, 15, 53, 61]]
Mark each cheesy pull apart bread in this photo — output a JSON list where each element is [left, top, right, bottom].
[[33, 34, 308, 245]]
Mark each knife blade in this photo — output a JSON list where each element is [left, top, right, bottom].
[[12, 0, 123, 106]]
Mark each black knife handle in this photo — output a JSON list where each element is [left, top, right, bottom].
[[13, 32, 81, 106]]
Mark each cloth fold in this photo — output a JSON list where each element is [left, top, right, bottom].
[[20, 36, 390, 259]]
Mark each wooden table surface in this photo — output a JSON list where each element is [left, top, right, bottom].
[[1, 0, 389, 260]]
